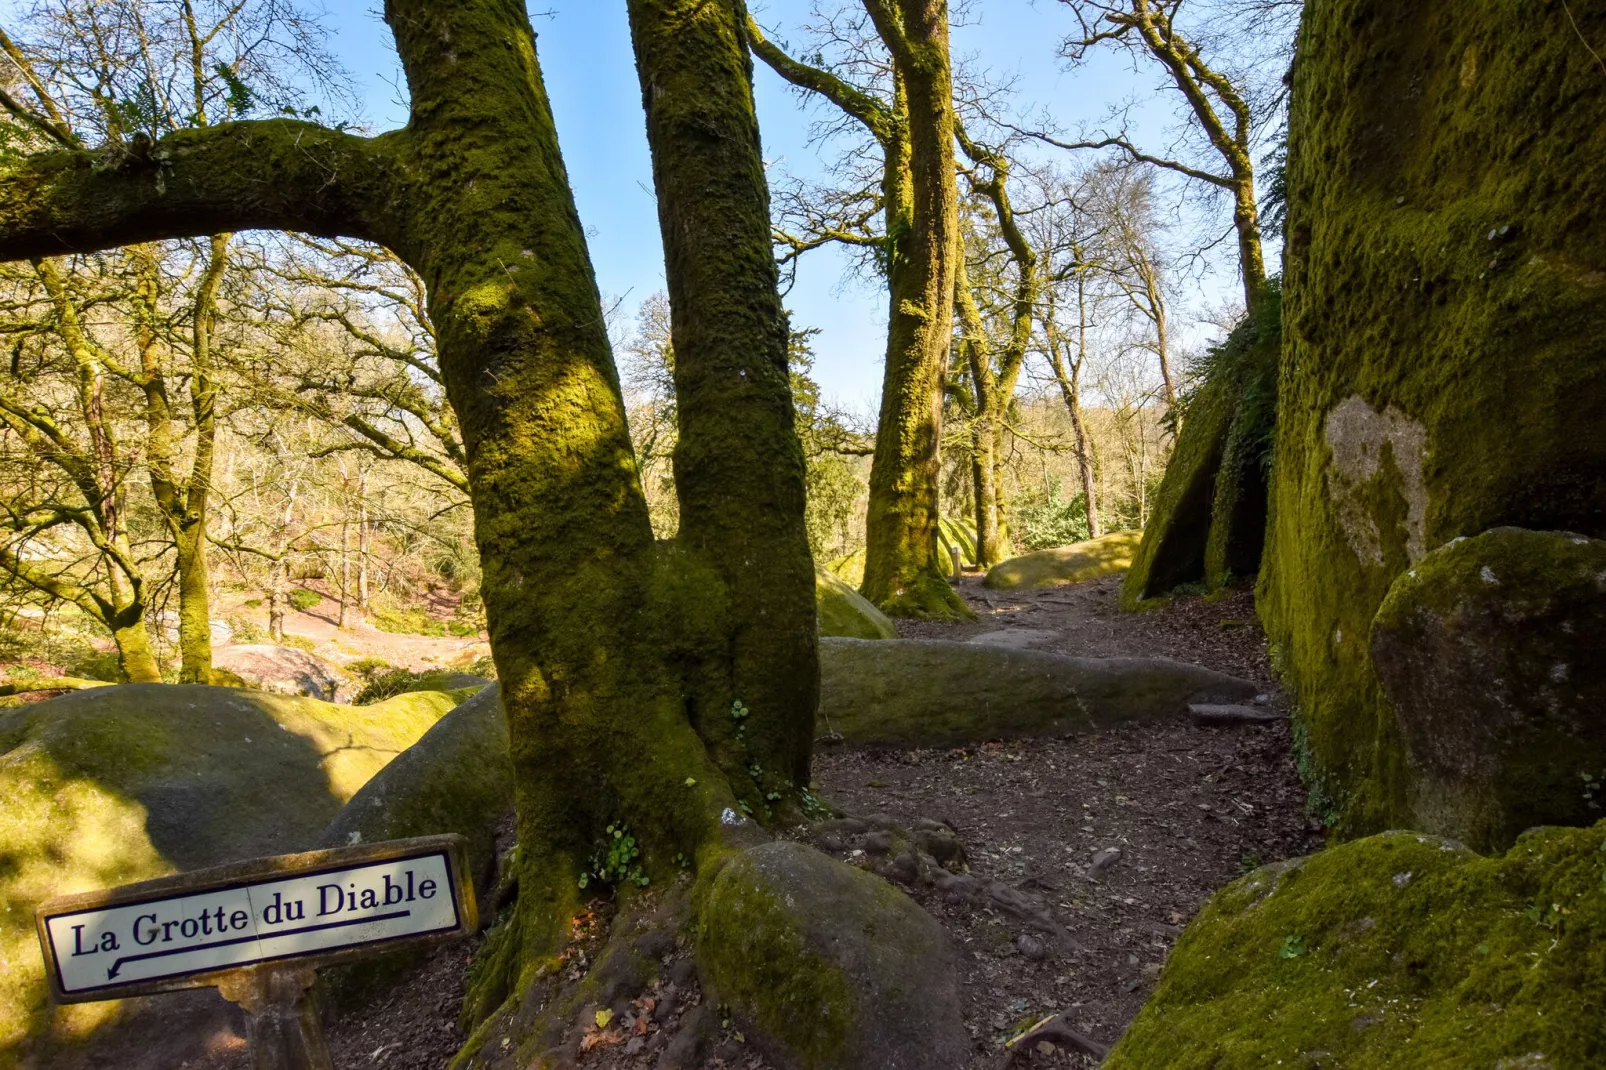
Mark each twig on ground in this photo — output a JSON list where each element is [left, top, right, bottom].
[[998, 1011, 1111, 1066]]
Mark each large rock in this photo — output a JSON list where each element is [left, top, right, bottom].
[[1122, 294, 1279, 608], [1107, 822, 1606, 1067], [0, 684, 456, 1069], [214, 643, 346, 700], [815, 564, 896, 640], [1260, 0, 1606, 834], [1370, 528, 1606, 852], [318, 684, 512, 882], [698, 841, 968, 1070], [817, 638, 1255, 747], [985, 530, 1142, 590]]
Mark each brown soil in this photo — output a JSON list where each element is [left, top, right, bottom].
[[194, 573, 1320, 1069]]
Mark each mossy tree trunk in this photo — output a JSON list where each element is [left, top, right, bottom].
[[626, 0, 818, 786], [0, 256, 164, 682], [748, 3, 970, 618], [0, 0, 817, 1028], [858, 0, 969, 616], [955, 129, 1038, 567], [132, 235, 227, 684]]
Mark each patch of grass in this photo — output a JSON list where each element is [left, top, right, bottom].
[[289, 589, 322, 612], [371, 605, 447, 637], [281, 635, 316, 654]]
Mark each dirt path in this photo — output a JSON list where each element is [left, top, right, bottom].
[[197, 573, 1320, 1069]]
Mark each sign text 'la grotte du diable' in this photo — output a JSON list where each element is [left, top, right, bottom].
[[35, 834, 477, 1003]]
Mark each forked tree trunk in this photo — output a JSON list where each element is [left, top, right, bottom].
[[0, 0, 833, 1057]]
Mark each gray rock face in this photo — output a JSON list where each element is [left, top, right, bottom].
[[818, 637, 1257, 747], [318, 683, 513, 884], [1371, 527, 1606, 851], [214, 644, 345, 700], [697, 841, 968, 1070], [967, 628, 1059, 650]]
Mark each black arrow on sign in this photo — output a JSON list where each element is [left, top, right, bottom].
[[106, 909, 411, 980]]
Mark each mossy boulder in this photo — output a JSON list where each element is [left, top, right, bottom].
[[213, 643, 347, 701], [985, 530, 1142, 590], [316, 685, 512, 1011], [817, 638, 1255, 748], [1107, 822, 1606, 1067], [815, 564, 897, 640], [1369, 528, 1606, 852], [1260, 0, 1606, 834], [318, 683, 512, 880], [697, 841, 967, 1069], [1123, 291, 1279, 608], [0, 684, 456, 1068]]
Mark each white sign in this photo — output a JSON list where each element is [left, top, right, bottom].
[[39, 843, 467, 1000]]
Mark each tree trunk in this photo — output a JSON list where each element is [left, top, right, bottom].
[[337, 512, 350, 629], [111, 611, 162, 683], [860, 0, 969, 618], [357, 486, 370, 614], [0, 0, 841, 1056]]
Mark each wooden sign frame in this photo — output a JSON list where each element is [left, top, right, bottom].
[[35, 833, 478, 1005]]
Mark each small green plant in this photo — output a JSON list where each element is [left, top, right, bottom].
[[243, 598, 262, 608], [1239, 852, 1265, 875], [730, 699, 749, 722], [579, 824, 649, 890], [288, 589, 322, 612], [347, 657, 398, 680], [281, 635, 316, 653], [227, 616, 265, 643], [1279, 934, 1305, 959], [372, 605, 447, 637]]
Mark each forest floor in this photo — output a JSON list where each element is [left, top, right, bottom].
[[197, 572, 1323, 1070]]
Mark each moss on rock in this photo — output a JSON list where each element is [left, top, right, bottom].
[[1370, 528, 1606, 852], [815, 564, 897, 640], [1107, 822, 1606, 1068], [1123, 289, 1280, 608], [0, 684, 453, 1066], [985, 530, 1142, 590], [696, 841, 967, 1069], [818, 637, 1255, 747], [1261, 0, 1606, 835]]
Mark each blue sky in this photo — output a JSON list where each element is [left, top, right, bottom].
[[322, 2, 1237, 412]]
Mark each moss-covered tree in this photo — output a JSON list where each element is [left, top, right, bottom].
[[0, 0, 967, 1062], [953, 128, 1039, 568], [750, 2, 970, 618]]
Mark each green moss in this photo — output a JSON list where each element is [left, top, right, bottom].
[[1108, 822, 1606, 1067], [696, 857, 857, 1068], [815, 564, 897, 640], [984, 530, 1141, 590], [0, 683, 452, 1062], [1369, 528, 1606, 851], [1123, 287, 1281, 609], [1261, 0, 1606, 836]]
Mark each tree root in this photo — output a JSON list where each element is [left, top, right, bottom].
[[1188, 703, 1285, 726], [997, 1011, 1111, 1066]]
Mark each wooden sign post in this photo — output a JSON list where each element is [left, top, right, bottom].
[[36, 834, 478, 1070]]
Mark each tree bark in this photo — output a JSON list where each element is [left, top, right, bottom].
[[748, 5, 969, 618], [858, 0, 969, 617], [627, 0, 818, 787], [0, 0, 821, 1043]]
